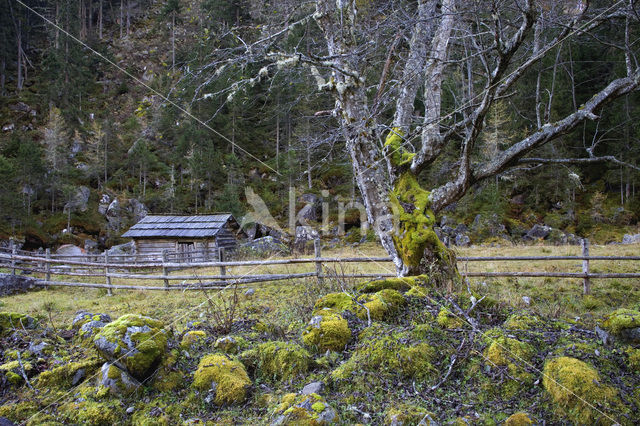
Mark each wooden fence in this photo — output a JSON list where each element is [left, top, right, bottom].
[[1, 239, 639, 295]]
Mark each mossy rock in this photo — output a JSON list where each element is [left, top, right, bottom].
[[180, 330, 207, 349], [272, 393, 338, 425], [543, 356, 627, 425], [504, 412, 533, 425], [214, 335, 248, 354], [0, 360, 33, 386], [71, 311, 111, 330], [92, 314, 168, 381], [356, 289, 406, 321], [0, 312, 37, 336], [0, 401, 40, 423], [384, 403, 437, 425], [241, 341, 311, 381], [36, 358, 101, 389], [602, 309, 640, 343], [331, 323, 436, 381], [99, 362, 141, 395], [436, 307, 465, 329], [313, 293, 358, 314], [192, 353, 252, 406], [503, 312, 542, 330], [302, 309, 351, 353]]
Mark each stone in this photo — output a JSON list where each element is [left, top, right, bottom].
[[64, 186, 90, 212], [470, 213, 508, 241], [0, 417, 15, 426], [107, 241, 136, 257], [294, 226, 319, 253], [297, 204, 317, 222], [522, 296, 532, 306], [79, 320, 109, 340], [0, 273, 38, 296], [84, 239, 100, 254], [242, 236, 290, 256], [72, 312, 112, 330], [622, 233, 640, 244], [93, 314, 168, 381], [0, 312, 37, 336], [98, 194, 111, 216], [523, 224, 552, 241], [301, 381, 324, 395], [454, 234, 471, 247], [27, 341, 50, 356], [100, 362, 141, 396], [55, 245, 85, 260], [271, 393, 337, 425], [192, 354, 252, 405], [244, 288, 255, 297], [214, 336, 238, 354], [126, 407, 135, 415], [128, 199, 148, 222], [71, 368, 86, 386]]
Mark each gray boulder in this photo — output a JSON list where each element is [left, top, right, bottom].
[[301, 381, 324, 395], [0, 273, 38, 296], [454, 234, 471, 247], [622, 233, 640, 244], [84, 239, 100, 254], [470, 213, 508, 240], [294, 226, 319, 252], [64, 186, 90, 212], [100, 362, 141, 395], [523, 224, 552, 241], [128, 199, 148, 223], [242, 236, 290, 256], [107, 241, 136, 257], [98, 194, 111, 216], [55, 244, 85, 260]]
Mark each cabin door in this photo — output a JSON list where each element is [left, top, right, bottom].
[[178, 242, 195, 262]]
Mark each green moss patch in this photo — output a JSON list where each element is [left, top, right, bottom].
[[302, 309, 352, 353], [36, 358, 101, 389], [0, 312, 37, 336], [272, 392, 337, 425], [543, 356, 626, 425], [331, 323, 436, 381], [192, 353, 252, 406], [603, 308, 640, 336], [385, 403, 436, 425], [180, 330, 207, 349], [242, 341, 311, 382], [436, 307, 465, 329], [92, 314, 168, 380]]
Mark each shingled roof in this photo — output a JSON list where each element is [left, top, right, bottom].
[[122, 214, 238, 238]]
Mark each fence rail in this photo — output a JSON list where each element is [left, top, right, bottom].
[[1, 239, 638, 295]]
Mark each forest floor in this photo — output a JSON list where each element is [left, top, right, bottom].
[[1, 242, 640, 425]]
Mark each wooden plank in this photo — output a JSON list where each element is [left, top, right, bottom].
[[582, 239, 591, 295]]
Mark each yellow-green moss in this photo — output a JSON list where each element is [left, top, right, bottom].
[[131, 398, 182, 426], [0, 401, 40, 423], [192, 353, 251, 405], [356, 276, 421, 294], [302, 309, 351, 353], [58, 400, 122, 425], [180, 330, 206, 349], [388, 172, 456, 280], [272, 392, 337, 425], [331, 323, 435, 381], [543, 356, 625, 425], [385, 403, 437, 425], [627, 348, 640, 372], [436, 307, 464, 329], [93, 314, 168, 380], [242, 341, 311, 381], [36, 358, 101, 389], [1, 360, 33, 385], [504, 412, 533, 425], [384, 128, 414, 167], [602, 309, 640, 334], [313, 293, 358, 313], [480, 329, 536, 398], [503, 312, 541, 330], [0, 312, 36, 335], [357, 289, 406, 320]]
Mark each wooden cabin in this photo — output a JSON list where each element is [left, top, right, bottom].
[[122, 214, 243, 260]]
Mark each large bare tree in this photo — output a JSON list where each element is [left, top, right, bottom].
[[198, 0, 640, 281]]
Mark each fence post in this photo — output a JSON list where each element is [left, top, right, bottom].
[[219, 247, 226, 282], [162, 250, 170, 291], [45, 248, 51, 282], [581, 238, 591, 295], [10, 239, 16, 275], [314, 239, 323, 283], [104, 252, 113, 296]]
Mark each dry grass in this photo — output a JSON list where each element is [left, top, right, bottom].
[[1, 241, 639, 329]]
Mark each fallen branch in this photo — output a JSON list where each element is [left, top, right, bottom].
[[17, 351, 35, 392], [428, 338, 466, 392]]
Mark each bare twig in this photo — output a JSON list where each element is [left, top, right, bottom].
[[427, 338, 466, 392], [17, 351, 35, 392]]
